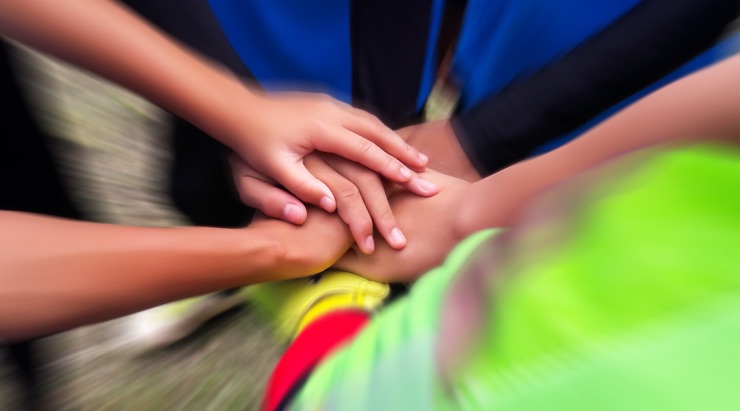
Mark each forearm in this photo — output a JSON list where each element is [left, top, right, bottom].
[[456, 54, 740, 236], [0, 0, 257, 149], [0, 212, 278, 340]]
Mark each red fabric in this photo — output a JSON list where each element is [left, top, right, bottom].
[[262, 310, 370, 411]]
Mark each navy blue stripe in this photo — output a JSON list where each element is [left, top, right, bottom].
[[452, 0, 641, 110]]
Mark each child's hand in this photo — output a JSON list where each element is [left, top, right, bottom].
[[231, 151, 439, 255], [224, 92, 437, 219]]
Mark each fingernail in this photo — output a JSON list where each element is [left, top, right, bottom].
[[389, 227, 406, 247], [283, 203, 301, 223], [364, 236, 375, 254], [320, 196, 335, 212], [417, 152, 429, 164], [400, 166, 412, 181], [418, 178, 438, 193]]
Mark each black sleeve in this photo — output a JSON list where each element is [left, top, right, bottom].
[[119, 0, 254, 80], [451, 0, 740, 176]]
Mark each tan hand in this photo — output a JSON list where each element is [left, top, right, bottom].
[[397, 119, 482, 182], [333, 170, 470, 283], [248, 206, 353, 281], [231, 153, 439, 254]]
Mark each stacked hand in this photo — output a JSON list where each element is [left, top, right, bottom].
[[247, 206, 355, 281], [228, 92, 440, 253], [333, 169, 471, 282]]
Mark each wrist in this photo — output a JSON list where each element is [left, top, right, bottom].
[[151, 225, 283, 289], [452, 157, 561, 236], [221, 224, 289, 284]]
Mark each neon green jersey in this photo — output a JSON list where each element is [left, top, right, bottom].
[[291, 145, 740, 411]]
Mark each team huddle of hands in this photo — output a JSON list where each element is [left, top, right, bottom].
[[228, 94, 480, 283]]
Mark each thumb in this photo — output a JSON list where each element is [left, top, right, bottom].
[[269, 161, 337, 213]]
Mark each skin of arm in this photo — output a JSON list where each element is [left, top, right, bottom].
[[0, 208, 351, 341], [0, 0, 436, 234], [337, 54, 740, 282], [457, 52, 740, 236]]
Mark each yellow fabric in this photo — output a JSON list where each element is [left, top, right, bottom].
[[247, 270, 390, 339]]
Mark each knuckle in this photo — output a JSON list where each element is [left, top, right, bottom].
[[359, 140, 375, 154], [309, 117, 327, 132], [378, 207, 394, 223], [372, 117, 387, 134], [338, 162, 384, 185], [355, 169, 381, 186], [338, 184, 360, 201], [319, 99, 339, 114]]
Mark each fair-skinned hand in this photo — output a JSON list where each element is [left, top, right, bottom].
[[222, 92, 437, 218], [397, 119, 482, 182], [0, 0, 436, 223], [231, 154, 439, 254], [332, 169, 470, 283]]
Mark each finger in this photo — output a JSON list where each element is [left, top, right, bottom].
[[318, 101, 427, 167], [235, 174, 307, 225], [342, 111, 429, 169], [327, 156, 407, 250], [304, 155, 376, 254], [311, 126, 438, 196], [265, 158, 338, 214], [230, 154, 310, 224], [391, 172, 442, 198]]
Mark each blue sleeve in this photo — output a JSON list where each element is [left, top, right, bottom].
[[450, 0, 739, 175]]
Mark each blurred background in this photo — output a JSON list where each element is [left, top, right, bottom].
[[2, 9, 738, 410], [0, 43, 284, 411]]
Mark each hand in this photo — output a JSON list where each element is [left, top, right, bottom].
[[223, 92, 436, 217], [232, 153, 438, 254], [333, 170, 470, 283], [302, 153, 405, 254], [397, 119, 482, 182], [248, 206, 353, 281]]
